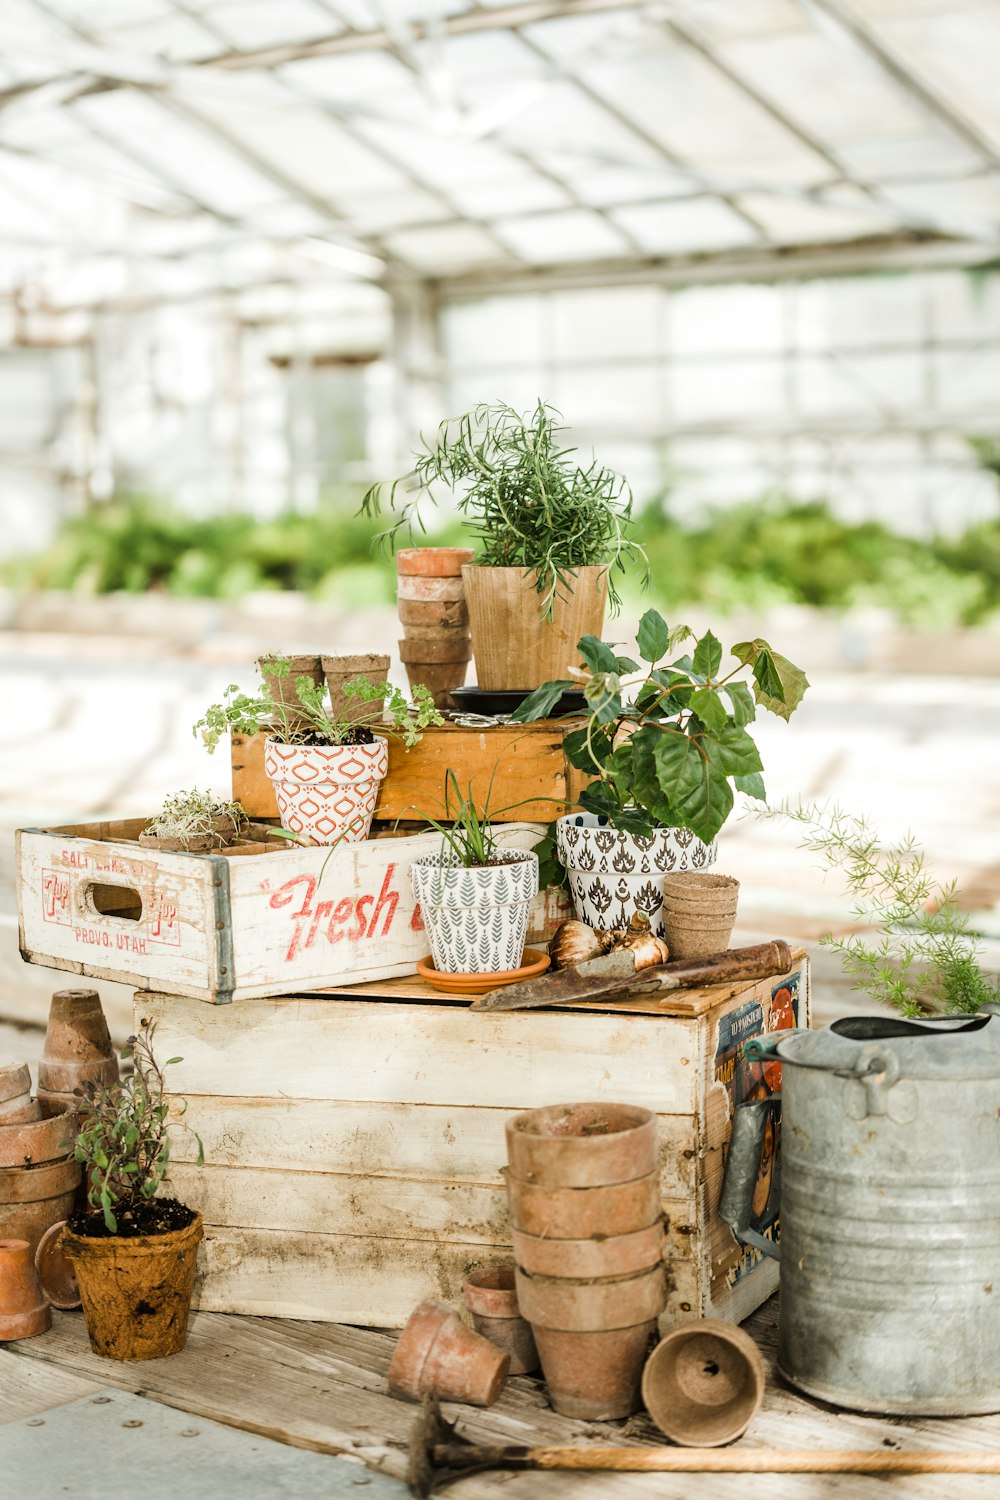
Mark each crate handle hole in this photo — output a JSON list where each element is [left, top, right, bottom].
[[87, 883, 144, 922]]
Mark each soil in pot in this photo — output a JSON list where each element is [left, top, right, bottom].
[[62, 1199, 203, 1361], [462, 564, 608, 691]]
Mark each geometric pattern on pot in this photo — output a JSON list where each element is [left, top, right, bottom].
[[264, 737, 389, 845], [556, 813, 717, 941], [409, 850, 539, 975]]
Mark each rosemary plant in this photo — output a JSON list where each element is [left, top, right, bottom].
[[776, 802, 1000, 1018], [361, 400, 648, 617]]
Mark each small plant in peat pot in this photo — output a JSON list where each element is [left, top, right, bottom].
[[194, 657, 443, 845], [363, 400, 648, 692], [513, 608, 809, 936], [409, 769, 541, 979], [139, 787, 247, 852], [60, 1021, 205, 1361]]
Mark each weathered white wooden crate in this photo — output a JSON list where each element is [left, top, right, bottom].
[[151, 947, 809, 1329], [17, 818, 561, 1004]]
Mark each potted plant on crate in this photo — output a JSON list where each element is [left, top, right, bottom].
[[194, 659, 443, 845], [513, 609, 809, 935], [61, 1020, 204, 1361], [139, 788, 247, 852], [409, 770, 544, 988], [362, 401, 648, 693]]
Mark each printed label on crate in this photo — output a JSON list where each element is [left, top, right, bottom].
[[30, 843, 189, 964], [257, 862, 425, 964], [715, 971, 801, 1286]]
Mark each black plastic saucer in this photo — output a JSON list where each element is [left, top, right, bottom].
[[449, 686, 587, 718]]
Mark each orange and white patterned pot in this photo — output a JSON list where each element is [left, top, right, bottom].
[[263, 736, 389, 845]]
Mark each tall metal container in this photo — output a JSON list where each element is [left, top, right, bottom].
[[721, 1013, 1000, 1416]]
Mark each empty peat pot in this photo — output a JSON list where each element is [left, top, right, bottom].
[[0, 1237, 51, 1340], [388, 1299, 510, 1407], [660, 873, 740, 960], [505, 1102, 657, 1188], [642, 1319, 765, 1446], [463, 1266, 538, 1375]]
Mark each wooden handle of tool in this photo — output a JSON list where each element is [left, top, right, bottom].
[[655, 939, 793, 992], [436, 1445, 1000, 1474]]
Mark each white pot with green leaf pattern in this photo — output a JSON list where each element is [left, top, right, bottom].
[[410, 849, 539, 974]]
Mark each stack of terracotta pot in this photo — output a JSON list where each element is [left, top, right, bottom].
[[505, 1102, 666, 1420], [0, 1094, 80, 1257], [37, 988, 119, 1113], [396, 547, 474, 708]]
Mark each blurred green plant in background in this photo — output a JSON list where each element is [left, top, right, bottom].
[[5, 488, 1000, 629]]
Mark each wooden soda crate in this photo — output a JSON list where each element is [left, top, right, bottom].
[[16, 818, 563, 1005], [231, 720, 589, 824], [154, 948, 809, 1328]]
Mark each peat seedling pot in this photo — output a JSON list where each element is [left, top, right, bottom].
[[264, 736, 389, 844], [556, 814, 718, 938], [0, 1238, 50, 1341], [661, 873, 740, 960], [505, 1102, 657, 1188], [464, 1266, 539, 1376], [388, 1299, 509, 1406], [62, 1208, 203, 1361], [409, 850, 538, 974], [259, 653, 324, 732], [642, 1320, 765, 1446], [462, 565, 609, 691], [321, 653, 390, 723]]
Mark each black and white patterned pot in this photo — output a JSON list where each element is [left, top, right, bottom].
[[409, 849, 539, 974], [556, 813, 717, 939]]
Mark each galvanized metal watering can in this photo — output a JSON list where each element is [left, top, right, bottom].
[[720, 1012, 1000, 1416]]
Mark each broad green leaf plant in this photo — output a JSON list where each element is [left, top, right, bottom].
[[73, 1020, 204, 1233], [513, 608, 809, 845], [361, 400, 648, 618], [193, 658, 444, 753]]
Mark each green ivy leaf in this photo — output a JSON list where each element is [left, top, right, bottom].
[[563, 724, 615, 773], [692, 630, 722, 679], [688, 686, 728, 733], [724, 682, 756, 727], [511, 679, 577, 722], [735, 771, 767, 802], [615, 654, 639, 674], [577, 635, 621, 674], [636, 609, 670, 664], [654, 733, 733, 843], [704, 723, 764, 777], [732, 639, 809, 721]]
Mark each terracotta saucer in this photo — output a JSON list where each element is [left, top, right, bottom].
[[34, 1220, 80, 1310], [417, 949, 551, 997]]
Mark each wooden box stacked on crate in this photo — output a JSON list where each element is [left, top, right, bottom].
[[154, 949, 808, 1330]]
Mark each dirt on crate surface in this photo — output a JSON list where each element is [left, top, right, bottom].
[[68, 1197, 197, 1239]]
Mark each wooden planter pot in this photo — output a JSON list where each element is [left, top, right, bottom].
[[462, 565, 608, 691]]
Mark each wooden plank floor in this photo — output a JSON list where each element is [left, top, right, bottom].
[[4, 1297, 1000, 1497]]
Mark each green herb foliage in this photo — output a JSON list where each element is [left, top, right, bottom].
[[773, 803, 1000, 1018], [145, 788, 246, 840], [73, 1021, 203, 1233], [362, 401, 648, 617], [193, 660, 443, 753], [513, 608, 808, 845]]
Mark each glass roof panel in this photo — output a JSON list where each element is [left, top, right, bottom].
[[492, 208, 632, 264], [204, 0, 340, 51], [612, 197, 760, 254]]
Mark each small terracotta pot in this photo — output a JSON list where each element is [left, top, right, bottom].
[[505, 1102, 657, 1188], [642, 1320, 765, 1446], [388, 1299, 509, 1406], [0, 1238, 50, 1341], [514, 1265, 666, 1332], [0, 1104, 77, 1168], [661, 874, 740, 959], [506, 1169, 661, 1240], [397, 575, 466, 603], [259, 653, 325, 731], [0, 1062, 31, 1103], [399, 598, 470, 628], [464, 1266, 539, 1376], [534, 1322, 658, 1420], [0, 1098, 42, 1125], [39, 990, 119, 1095], [512, 1221, 664, 1279], [62, 1210, 203, 1361], [0, 1156, 83, 1255], [34, 1220, 80, 1310], [399, 634, 472, 666], [397, 547, 474, 577], [321, 653, 390, 723]]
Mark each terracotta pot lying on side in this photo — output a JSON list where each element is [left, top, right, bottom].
[[388, 1299, 509, 1406], [505, 1102, 657, 1188], [62, 1210, 203, 1362], [464, 1266, 538, 1376], [642, 1320, 765, 1446]]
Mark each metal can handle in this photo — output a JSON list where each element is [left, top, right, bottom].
[[718, 1099, 781, 1263]]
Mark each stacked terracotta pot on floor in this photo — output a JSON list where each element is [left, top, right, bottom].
[[505, 1102, 666, 1420], [0, 1103, 80, 1256], [397, 548, 474, 709]]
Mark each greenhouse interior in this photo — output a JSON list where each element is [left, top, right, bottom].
[[2, 3, 1000, 1497]]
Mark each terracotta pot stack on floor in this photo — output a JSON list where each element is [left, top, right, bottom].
[[396, 548, 474, 708], [0, 1104, 81, 1256], [505, 1101, 666, 1420]]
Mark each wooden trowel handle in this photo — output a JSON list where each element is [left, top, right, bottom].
[[656, 939, 793, 991]]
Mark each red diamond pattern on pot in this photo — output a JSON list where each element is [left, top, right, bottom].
[[263, 736, 389, 845]]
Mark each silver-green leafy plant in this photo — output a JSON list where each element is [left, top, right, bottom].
[[73, 1020, 204, 1233], [144, 788, 246, 841], [361, 400, 648, 617], [514, 607, 809, 844], [776, 802, 1000, 1018], [193, 659, 443, 752]]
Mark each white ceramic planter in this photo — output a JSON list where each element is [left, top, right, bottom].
[[409, 849, 539, 974], [263, 736, 389, 845], [556, 813, 717, 939]]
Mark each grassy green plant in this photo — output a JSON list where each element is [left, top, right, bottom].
[[144, 788, 246, 841], [73, 1020, 203, 1233], [514, 607, 808, 844], [774, 802, 1000, 1017], [362, 400, 648, 616], [193, 659, 443, 753]]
